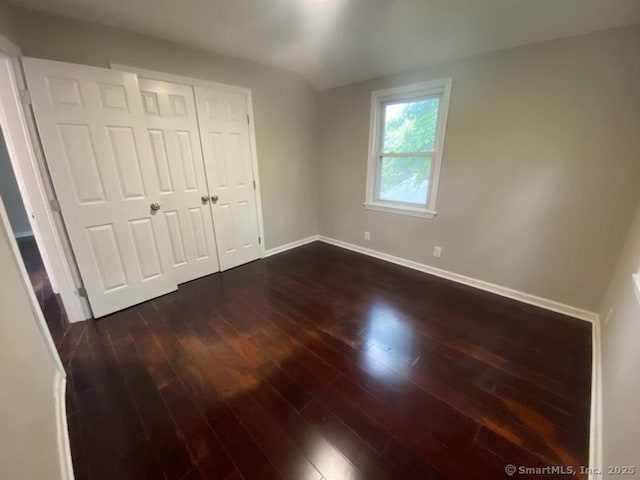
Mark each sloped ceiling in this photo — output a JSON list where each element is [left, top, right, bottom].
[[10, 0, 640, 90]]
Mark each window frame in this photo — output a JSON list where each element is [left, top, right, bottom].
[[364, 78, 452, 218]]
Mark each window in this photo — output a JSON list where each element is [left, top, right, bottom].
[[365, 78, 452, 218]]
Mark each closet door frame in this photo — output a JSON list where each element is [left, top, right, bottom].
[[111, 64, 266, 259]]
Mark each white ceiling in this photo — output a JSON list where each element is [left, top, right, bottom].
[[10, 0, 640, 90]]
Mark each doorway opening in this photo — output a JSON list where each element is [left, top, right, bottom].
[[0, 126, 68, 344]]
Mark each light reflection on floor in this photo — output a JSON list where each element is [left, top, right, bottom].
[[361, 301, 419, 381], [309, 436, 358, 480]]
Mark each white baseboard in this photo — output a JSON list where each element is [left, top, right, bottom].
[[317, 235, 598, 323], [53, 371, 74, 480], [588, 316, 603, 479], [311, 234, 601, 472], [263, 235, 319, 258]]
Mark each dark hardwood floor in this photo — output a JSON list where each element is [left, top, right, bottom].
[[50, 242, 591, 480], [17, 235, 70, 346]]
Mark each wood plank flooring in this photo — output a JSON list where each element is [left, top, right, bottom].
[[17, 235, 70, 345], [55, 242, 592, 480]]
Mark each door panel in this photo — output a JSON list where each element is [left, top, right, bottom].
[[195, 86, 261, 271], [58, 124, 105, 202], [23, 58, 177, 317], [188, 208, 209, 259], [108, 126, 147, 198], [86, 224, 127, 291], [176, 131, 198, 190], [164, 210, 187, 266], [138, 78, 220, 283], [148, 129, 173, 192], [129, 218, 163, 280]]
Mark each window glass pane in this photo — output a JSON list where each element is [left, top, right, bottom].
[[378, 156, 431, 205], [382, 97, 440, 153]]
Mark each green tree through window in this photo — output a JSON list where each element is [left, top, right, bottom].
[[379, 97, 440, 204]]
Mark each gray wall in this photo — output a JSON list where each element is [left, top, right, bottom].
[[0, 130, 32, 237], [13, 8, 318, 250], [315, 25, 640, 312], [599, 200, 640, 478]]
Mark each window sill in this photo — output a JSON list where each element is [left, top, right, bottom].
[[363, 202, 437, 219]]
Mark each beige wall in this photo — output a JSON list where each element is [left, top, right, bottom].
[[13, 8, 318, 250], [599, 200, 640, 478], [0, 1, 18, 46], [0, 196, 64, 479], [316, 25, 640, 312]]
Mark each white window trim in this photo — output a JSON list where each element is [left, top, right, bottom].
[[633, 272, 640, 302], [364, 78, 452, 219]]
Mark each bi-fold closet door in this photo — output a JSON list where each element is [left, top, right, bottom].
[[194, 85, 262, 271], [139, 78, 262, 273], [137, 78, 220, 284], [24, 58, 262, 318]]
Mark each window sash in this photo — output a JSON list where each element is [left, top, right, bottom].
[[365, 78, 452, 219], [374, 151, 434, 157], [374, 153, 434, 206], [379, 94, 441, 156], [374, 93, 440, 206]]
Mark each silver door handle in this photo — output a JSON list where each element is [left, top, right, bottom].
[[201, 195, 210, 203], [211, 195, 219, 203], [150, 202, 161, 211]]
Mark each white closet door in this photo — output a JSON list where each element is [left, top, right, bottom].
[[138, 78, 220, 283], [194, 86, 261, 271], [23, 58, 177, 318]]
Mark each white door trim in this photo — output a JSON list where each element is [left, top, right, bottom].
[[0, 38, 91, 322], [0, 180, 64, 372], [110, 64, 266, 257], [0, 187, 73, 480], [54, 371, 75, 480], [588, 315, 603, 479]]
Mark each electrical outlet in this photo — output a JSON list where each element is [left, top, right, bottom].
[[605, 307, 614, 327], [364, 231, 371, 241], [433, 246, 442, 258]]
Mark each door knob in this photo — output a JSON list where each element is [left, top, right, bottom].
[[150, 202, 161, 212], [211, 195, 219, 203], [201, 195, 210, 203]]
